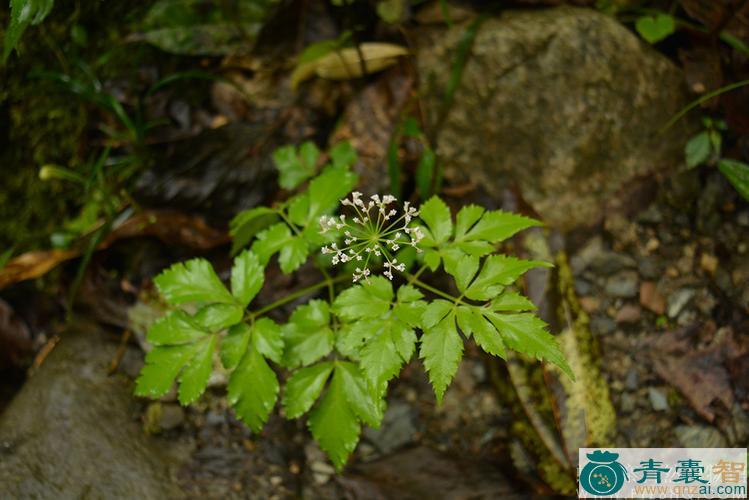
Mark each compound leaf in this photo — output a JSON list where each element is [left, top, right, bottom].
[[273, 142, 319, 190], [155, 258, 234, 305], [278, 236, 309, 274], [228, 344, 279, 432], [251, 222, 292, 266], [333, 276, 393, 320], [465, 255, 549, 301], [419, 196, 452, 245], [419, 313, 463, 403], [177, 335, 217, 405], [283, 361, 334, 419], [147, 310, 208, 346], [231, 249, 264, 306], [282, 300, 334, 368], [135, 342, 203, 399], [462, 210, 541, 243], [337, 362, 382, 428]]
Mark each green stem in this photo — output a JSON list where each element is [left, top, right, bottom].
[[407, 264, 428, 286], [406, 273, 462, 304], [659, 79, 749, 133], [248, 273, 348, 319]]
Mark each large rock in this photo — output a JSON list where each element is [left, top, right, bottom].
[[0, 323, 186, 498], [417, 7, 694, 230]]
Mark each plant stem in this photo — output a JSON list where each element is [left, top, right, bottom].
[[249, 273, 348, 319], [407, 264, 428, 285], [406, 273, 461, 304]]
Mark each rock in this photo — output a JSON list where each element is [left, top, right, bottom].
[[416, 7, 693, 231], [639, 281, 666, 315], [620, 393, 636, 413], [638, 256, 662, 280], [667, 289, 695, 318], [605, 271, 639, 298], [591, 253, 638, 276], [700, 253, 719, 274], [675, 425, 727, 448], [364, 400, 419, 455], [625, 368, 639, 391], [579, 296, 600, 314], [648, 387, 669, 411], [615, 304, 641, 324], [0, 323, 186, 498], [590, 315, 616, 335]]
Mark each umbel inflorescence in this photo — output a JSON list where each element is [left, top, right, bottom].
[[319, 192, 424, 282]]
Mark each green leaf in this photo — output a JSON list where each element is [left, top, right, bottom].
[[393, 285, 426, 327], [231, 250, 264, 306], [273, 142, 319, 190], [229, 206, 278, 255], [461, 210, 541, 243], [423, 249, 441, 271], [419, 196, 453, 245], [278, 236, 309, 274], [283, 361, 333, 418], [147, 310, 208, 346], [333, 276, 393, 320], [446, 253, 479, 293], [486, 312, 573, 379], [685, 131, 711, 169], [465, 255, 549, 301], [419, 313, 463, 403], [468, 309, 506, 359], [178, 335, 217, 405], [718, 159, 749, 202], [155, 258, 234, 305], [490, 291, 537, 312], [251, 222, 293, 265], [635, 13, 675, 44], [307, 165, 358, 220], [422, 299, 453, 328], [359, 320, 402, 386], [337, 362, 382, 428], [3, 0, 54, 63], [282, 300, 335, 367], [221, 323, 251, 370], [330, 141, 358, 170], [193, 303, 244, 330], [454, 205, 485, 239], [308, 367, 361, 470], [135, 343, 202, 398], [228, 344, 279, 432], [251, 317, 282, 363], [415, 146, 436, 198]]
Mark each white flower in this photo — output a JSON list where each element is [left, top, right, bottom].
[[322, 194, 422, 281]]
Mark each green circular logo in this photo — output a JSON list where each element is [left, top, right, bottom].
[[580, 450, 628, 496]]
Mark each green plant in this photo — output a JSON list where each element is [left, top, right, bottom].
[[2, 0, 54, 63], [135, 140, 572, 470]]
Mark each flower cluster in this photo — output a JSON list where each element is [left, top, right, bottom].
[[320, 193, 423, 282]]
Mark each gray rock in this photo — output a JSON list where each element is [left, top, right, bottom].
[[364, 400, 419, 455], [605, 271, 639, 298], [624, 368, 639, 391], [417, 7, 693, 231], [648, 387, 669, 411], [591, 253, 638, 276], [667, 289, 695, 318], [637, 256, 662, 280], [590, 315, 616, 335], [0, 323, 186, 499], [675, 425, 727, 448]]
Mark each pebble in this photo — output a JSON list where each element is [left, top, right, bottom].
[[675, 425, 727, 448], [615, 304, 641, 323], [592, 253, 638, 276], [637, 256, 661, 280], [159, 404, 185, 431], [310, 460, 335, 476], [699, 253, 718, 274], [620, 393, 636, 413], [363, 401, 418, 454], [590, 315, 616, 335], [624, 368, 639, 391], [667, 289, 695, 318], [574, 279, 593, 296], [579, 296, 600, 313], [639, 281, 666, 315], [648, 387, 669, 411], [605, 271, 639, 298]]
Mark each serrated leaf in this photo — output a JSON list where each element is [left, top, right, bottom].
[[278, 236, 309, 274], [283, 362, 333, 418], [465, 255, 549, 301], [254, 317, 283, 363], [455, 305, 474, 338], [718, 159, 749, 201], [337, 362, 382, 428], [419, 313, 463, 403], [685, 131, 711, 169], [469, 309, 506, 359], [228, 345, 279, 432], [282, 300, 334, 367], [396, 284, 423, 302], [308, 367, 361, 470], [178, 335, 217, 405], [333, 276, 393, 320], [454, 205, 485, 239], [393, 299, 426, 328], [193, 303, 244, 330], [155, 258, 235, 305], [486, 312, 573, 379], [307, 165, 358, 220], [360, 321, 402, 387], [335, 321, 371, 359], [273, 142, 319, 190], [446, 253, 479, 293], [231, 250, 264, 306], [490, 291, 537, 312], [135, 343, 202, 398], [147, 310, 208, 346], [419, 196, 453, 245], [221, 323, 251, 370], [461, 210, 541, 243], [229, 206, 278, 255], [423, 249, 441, 271], [251, 222, 293, 265], [422, 299, 453, 328]]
